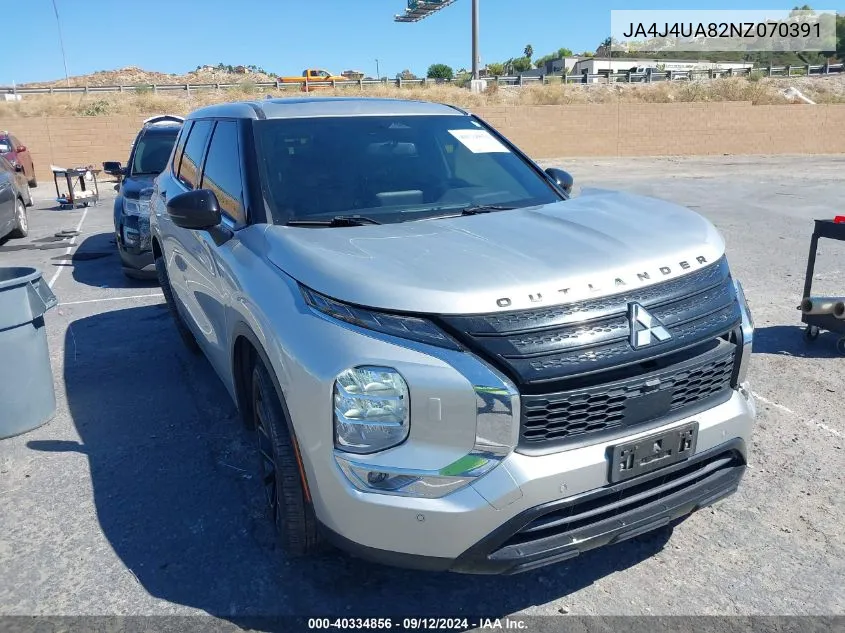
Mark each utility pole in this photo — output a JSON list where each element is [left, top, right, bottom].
[[375, 58, 381, 80], [471, 0, 480, 79], [51, 0, 70, 87]]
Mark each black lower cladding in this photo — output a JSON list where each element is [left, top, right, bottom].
[[451, 439, 747, 575]]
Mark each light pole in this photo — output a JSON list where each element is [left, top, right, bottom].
[[375, 58, 381, 80], [51, 0, 70, 87], [471, 0, 479, 80]]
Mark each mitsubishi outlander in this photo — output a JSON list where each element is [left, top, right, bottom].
[[149, 97, 755, 574]]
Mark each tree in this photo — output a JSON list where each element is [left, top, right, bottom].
[[789, 4, 815, 16], [511, 56, 532, 72], [534, 47, 575, 69], [427, 63, 454, 80], [396, 69, 418, 80], [486, 62, 506, 76], [836, 14, 845, 61], [596, 37, 622, 57], [524, 44, 534, 60]]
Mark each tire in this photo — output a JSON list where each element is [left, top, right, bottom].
[[252, 360, 322, 556], [804, 325, 820, 342], [28, 167, 37, 188], [8, 198, 28, 238], [155, 253, 200, 354]]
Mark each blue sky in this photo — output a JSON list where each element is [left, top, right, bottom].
[[1, 0, 841, 84]]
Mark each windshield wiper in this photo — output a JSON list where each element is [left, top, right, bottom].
[[460, 204, 517, 216], [286, 215, 382, 227]]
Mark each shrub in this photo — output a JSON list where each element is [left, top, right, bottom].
[[77, 99, 113, 116]]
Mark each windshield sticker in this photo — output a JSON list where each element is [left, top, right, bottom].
[[448, 129, 509, 153]]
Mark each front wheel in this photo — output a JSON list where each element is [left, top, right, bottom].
[[252, 360, 322, 556], [8, 198, 28, 238]]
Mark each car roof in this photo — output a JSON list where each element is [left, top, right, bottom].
[[138, 123, 182, 136], [186, 97, 466, 121]]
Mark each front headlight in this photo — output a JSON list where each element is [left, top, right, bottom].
[[124, 198, 140, 215], [334, 366, 409, 454], [123, 190, 153, 218], [301, 286, 460, 350]]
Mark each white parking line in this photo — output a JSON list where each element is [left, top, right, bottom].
[[48, 207, 90, 288], [751, 391, 796, 415], [752, 391, 842, 438], [58, 293, 164, 306]]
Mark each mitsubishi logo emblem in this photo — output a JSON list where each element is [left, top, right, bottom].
[[629, 303, 671, 349]]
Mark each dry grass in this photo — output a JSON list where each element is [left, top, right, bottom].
[[2, 76, 844, 118]]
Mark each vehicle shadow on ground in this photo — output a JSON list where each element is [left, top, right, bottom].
[[752, 325, 842, 358], [54, 232, 158, 289], [42, 305, 673, 623]]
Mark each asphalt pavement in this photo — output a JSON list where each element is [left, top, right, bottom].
[[0, 157, 843, 625]]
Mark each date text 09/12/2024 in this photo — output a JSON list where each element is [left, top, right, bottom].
[[307, 617, 528, 630]]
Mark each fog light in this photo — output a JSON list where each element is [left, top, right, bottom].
[[122, 225, 139, 246]]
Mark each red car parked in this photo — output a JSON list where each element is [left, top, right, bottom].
[[0, 132, 37, 187]]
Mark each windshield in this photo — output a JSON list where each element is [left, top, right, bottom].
[[0, 139, 12, 153], [253, 115, 561, 225], [130, 131, 178, 176]]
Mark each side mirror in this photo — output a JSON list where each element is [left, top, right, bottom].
[[16, 145, 26, 152], [545, 167, 574, 195], [102, 161, 124, 176], [166, 189, 221, 230]]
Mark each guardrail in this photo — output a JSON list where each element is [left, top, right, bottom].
[[2, 63, 843, 95]]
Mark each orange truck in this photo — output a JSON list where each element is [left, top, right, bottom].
[[278, 69, 349, 92]]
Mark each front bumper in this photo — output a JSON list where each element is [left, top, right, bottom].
[[117, 213, 155, 277], [325, 438, 746, 574], [316, 387, 755, 573]]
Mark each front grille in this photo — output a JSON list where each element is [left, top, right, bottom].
[[521, 341, 736, 446], [436, 257, 741, 387], [435, 257, 742, 451]]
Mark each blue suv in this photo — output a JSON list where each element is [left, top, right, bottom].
[[103, 115, 183, 279]]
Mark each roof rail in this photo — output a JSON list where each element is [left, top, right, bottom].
[[142, 115, 185, 127]]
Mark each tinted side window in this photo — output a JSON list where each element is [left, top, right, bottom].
[[201, 121, 245, 224], [169, 122, 192, 177], [177, 120, 212, 189], [0, 156, 12, 172]]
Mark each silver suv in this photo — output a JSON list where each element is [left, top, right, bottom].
[[150, 97, 755, 574]]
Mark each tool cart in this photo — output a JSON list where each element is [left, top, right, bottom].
[[53, 167, 100, 209], [800, 218, 845, 352]]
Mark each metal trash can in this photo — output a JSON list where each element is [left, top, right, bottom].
[[0, 267, 58, 439]]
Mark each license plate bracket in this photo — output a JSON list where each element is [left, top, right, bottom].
[[609, 422, 698, 483]]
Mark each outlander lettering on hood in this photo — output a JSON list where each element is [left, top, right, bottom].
[[495, 255, 709, 308]]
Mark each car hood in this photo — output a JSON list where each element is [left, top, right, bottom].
[[121, 174, 157, 199], [264, 189, 726, 315]]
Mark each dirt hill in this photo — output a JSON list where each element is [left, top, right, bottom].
[[22, 66, 279, 88]]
